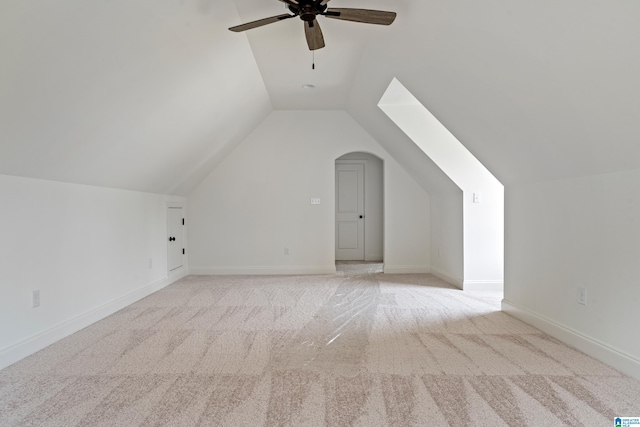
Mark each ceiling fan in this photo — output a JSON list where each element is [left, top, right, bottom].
[[229, 0, 397, 51]]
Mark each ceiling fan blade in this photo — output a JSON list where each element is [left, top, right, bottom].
[[323, 8, 396, 25], [304, 19, 325, 51], [229, 13, 296, 32]]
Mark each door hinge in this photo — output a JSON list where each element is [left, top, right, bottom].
[[182, 218, 185, 225], [182, 248, 185, 255]]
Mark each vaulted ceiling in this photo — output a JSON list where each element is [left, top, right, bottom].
[[2, 0, 639, 195], [1, 0, 272, 195]]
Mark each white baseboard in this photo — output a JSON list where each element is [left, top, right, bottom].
[[464, 280, 504, 292], [383, 265, 431, 274], [430, 266, 463, 289], [0, 271, 187, 371], [502, 299, 640, 380], [189, 266, 337, 275]]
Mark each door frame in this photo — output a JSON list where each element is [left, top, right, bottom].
[[166, 201, 186, 276], [335, 154, 385, 263], [335, 160, 366, 261]]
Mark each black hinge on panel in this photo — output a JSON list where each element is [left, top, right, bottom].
[[182, 248, 185, 255], [182, 218, 184, 225]]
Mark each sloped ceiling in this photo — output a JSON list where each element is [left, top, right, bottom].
[[347, 0, 640, 186], [0, 0, 271, 195], [233, 0, 407, 110], [215, 0, 459, 194], [2, 0, 639, 196], [237, 0, 640, 187]]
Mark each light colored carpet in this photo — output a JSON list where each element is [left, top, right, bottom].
[[1, 264, 639, 426]]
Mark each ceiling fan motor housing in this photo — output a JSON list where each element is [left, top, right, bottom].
[[289, 2, 328, 21]]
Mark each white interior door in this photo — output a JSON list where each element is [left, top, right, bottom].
[[335, 162, 365, 260], [167, 207, 184, 272]]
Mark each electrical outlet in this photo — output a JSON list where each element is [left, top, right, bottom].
[[32, 290, 40, 308], [311, 198, 321, 205], [577, 287, 587, 305], [284, 247, 289, 255]]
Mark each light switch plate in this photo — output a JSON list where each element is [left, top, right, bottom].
[[32, 290, 40, 308], [578, 287, 587, 305]]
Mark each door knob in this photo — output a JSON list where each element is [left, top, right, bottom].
[[169, 237, 175, 242]]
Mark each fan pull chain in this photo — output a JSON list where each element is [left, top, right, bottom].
[[312, 51, 315, 70]]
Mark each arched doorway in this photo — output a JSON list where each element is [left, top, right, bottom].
[[335, 152, 384, 262]]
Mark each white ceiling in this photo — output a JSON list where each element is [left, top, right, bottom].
[[346, 0, 640, 186], [234, 0, 407, 110], [230, 0, 640, 188], [1, 0, 639, 195], [0, 0, 272, 195]]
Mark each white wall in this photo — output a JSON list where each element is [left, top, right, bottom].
[[463, 187, 505, 290], [336, 152, 384, 262], [504, 168, 640, 378], [0, 174, 186, 369], [379, 79, 504, 290], [188, 110, 430, 275], [430, 190, 464, 287]]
